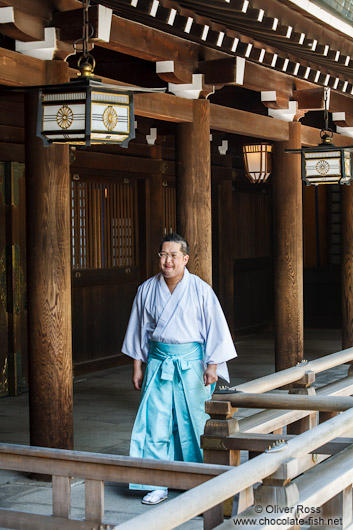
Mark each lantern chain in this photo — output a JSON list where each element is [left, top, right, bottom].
[[323, 87, 329, 132], [74, 0, 95, 76]]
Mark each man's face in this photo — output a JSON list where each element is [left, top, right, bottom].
[[159, 241, 189, 280]]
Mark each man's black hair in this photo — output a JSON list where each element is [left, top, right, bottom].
[[159, 233, 189, 255]]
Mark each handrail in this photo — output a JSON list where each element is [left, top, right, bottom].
[[220, 444, 353, 530], [232, 346, 353, 394], [213, 393, 353, 411], [234, 375, 353, 434], [0, 443, 231, 490], [114, 408, 353, 530]]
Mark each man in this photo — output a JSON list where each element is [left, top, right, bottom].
[[121, 233, 237, 504]]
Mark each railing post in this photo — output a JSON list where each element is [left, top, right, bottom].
[[85, 479, 104, 523], [52, 475, 71, 519], [253, 457, 300, 530], [320, 485, 352, 529], [287, 371, 317, 435], [202, 400, 240, 529]]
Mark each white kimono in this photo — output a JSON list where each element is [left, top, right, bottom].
[[122, 267, 237, 381], [122, 268, 237, 490]]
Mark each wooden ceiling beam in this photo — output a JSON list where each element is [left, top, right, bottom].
[[98, 13, 202, 66], [52, 5, 112, 44], [0, 0, 52, 20], [301, 125, 353, 147], [134, 92, 193, 122], [156, 61, 194, 84], [0, 6, 47, 41], [293, 87, 353, 115], [210, 103, 289, 141], [0, 47, 46, 86], [197, 57, 244, 85], [332, 112, 353, 128], [2, 46, 353, 144]]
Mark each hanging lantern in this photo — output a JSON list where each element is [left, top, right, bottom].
[[286, 88, 353, 185], [242, 143, 272, 183], [36, 76, 135, 147], [286, 130, 353, 186], [36, 0, 135, 148]]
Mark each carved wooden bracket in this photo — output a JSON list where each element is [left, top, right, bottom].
[[168, 73, 214, 99], [197, 57, 245, 86], [0, 6, 45, 41], [156, 60, 193, 84], [261, 90, 290, 110], [15, 27, 73, 61]]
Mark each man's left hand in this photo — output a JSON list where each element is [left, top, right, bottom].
[[204, 364, 218, 386]]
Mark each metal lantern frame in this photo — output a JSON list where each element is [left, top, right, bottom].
[[242, 143, 273, 183], [286, 132, 353, 186], [36, 77, 135, 147], [286, 87, 353, 186]]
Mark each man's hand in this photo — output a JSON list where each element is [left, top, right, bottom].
[[204, 364, 218, 386], [133, 359, 144, 390]]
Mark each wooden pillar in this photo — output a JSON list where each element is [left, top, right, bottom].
[[219, 178, 235, 335], [150, 144, 164, 276], [341, 184, 353, 349], [176, 99, 212, 285], [2, 162, 26, 396], [273, 121, 303, 371], [25, 60, 73, 449]]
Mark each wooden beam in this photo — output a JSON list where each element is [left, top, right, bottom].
[[134, 92, 193, 123], [71, 149, 172, 175], [243, 60, 294, 96], [99, 13, 201, 66], [210, 103, 289, 140], [201, 433, 353, 456], [212, 392, 353, 412], [0, 6, 46, 41], [197, 57, 244, 85], [0, 0, 52, 21], [156, 60, 193, 84], [293, 87, 353, 115], [332, 112, 353, 127], [52, 5, 112, 43], [0, 510, 106, 530], [261, 90, 290, 110], [0, 47, 46, 86], [2, 48, 353, 146], [301, 125, 353, 147], [0, 443, 231, 488]]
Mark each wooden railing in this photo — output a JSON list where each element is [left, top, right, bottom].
[[116, 346, 353, 529], [2, 346, 353, 530], [0, 445, 231, 530]]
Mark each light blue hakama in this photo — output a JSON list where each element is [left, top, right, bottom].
[[129, 341, 215, 491]]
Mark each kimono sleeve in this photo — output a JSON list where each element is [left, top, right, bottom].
[[121, 285, 149, 362], [202, 285, 237, 381]]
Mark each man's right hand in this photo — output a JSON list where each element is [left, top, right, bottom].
[[132, 359, 144, 390]]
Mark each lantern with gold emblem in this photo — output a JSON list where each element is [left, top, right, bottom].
[[36, 76, 135, 147], [286, 88, 353, 185]]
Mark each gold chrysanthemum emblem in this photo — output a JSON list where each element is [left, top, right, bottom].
[[316, 160, 330, 175], [103, 106, 118, 131], [56, 105, 74, 129]]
